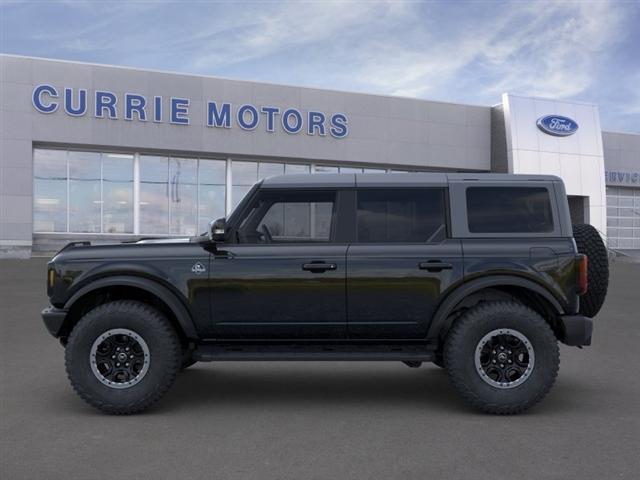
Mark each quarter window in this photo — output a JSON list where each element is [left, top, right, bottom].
[[466, 187, 554, 233], [356, 189, 447, 243]]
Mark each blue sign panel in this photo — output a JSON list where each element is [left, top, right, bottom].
[[536, 115, 578, 137], [31, 84, 349, 139]]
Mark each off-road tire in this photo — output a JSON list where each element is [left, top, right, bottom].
[[65, 300, 181, 414], [444, 301, 559, 414], [572, 223, 609, 317]]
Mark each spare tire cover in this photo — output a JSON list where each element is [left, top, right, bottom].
[[572, 223, 609, 317]]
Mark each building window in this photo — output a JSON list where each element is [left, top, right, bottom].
[[33, 149, 67, 232], [68, 151, 101, 233], [231, 161, 257, 210], [169, 158, 197, 236], [139, 155, 169, 234], [102, 154, 134, 234], [198, 159, 226, 234], [33, 148, 416, 237], [34, 149, 134, 234]]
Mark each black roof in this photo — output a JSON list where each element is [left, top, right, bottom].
[[260, 172, 561, 188]]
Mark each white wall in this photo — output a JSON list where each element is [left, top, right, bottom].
[[502, 93, 607, 235]]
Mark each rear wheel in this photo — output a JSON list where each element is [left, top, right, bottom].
[[444, 301, 559, 414], [572, 223, 609, 317], [65, 300, 181, 414]]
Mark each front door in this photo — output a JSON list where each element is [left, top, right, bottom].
[[211, 189, 347, 339], [347, 188, 464, 338]]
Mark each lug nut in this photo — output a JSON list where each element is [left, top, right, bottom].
[[111, 355, 115, 359], [116, 363, 120, 367], [500, 364, 504, 368]]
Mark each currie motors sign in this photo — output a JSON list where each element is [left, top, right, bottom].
[[31, 84, 349, 139], [536, 115, 578, 137]]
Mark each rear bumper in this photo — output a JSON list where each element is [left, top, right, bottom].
[[559, 315, 593, 346], [42, 305, 68, 338]]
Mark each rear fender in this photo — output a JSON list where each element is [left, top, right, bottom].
[[426, 275, 565, 341]]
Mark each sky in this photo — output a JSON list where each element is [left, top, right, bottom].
[[1, 0, 639, 132]]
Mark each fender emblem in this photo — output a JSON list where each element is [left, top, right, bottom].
[[191, 262, 206, 275]]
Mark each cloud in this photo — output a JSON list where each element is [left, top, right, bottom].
[[1, 0, 638, 130]]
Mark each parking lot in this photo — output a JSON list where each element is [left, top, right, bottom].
[[1, 257, 639, 480]]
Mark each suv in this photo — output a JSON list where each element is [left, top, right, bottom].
[[42, 173, 609, 414]]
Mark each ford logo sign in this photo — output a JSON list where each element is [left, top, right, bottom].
[[536, 115, 578, 137]]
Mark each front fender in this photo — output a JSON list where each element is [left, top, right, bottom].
[[63, 275, 198, 339]]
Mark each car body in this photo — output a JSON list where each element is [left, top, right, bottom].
[[42, 173, 602, 414]]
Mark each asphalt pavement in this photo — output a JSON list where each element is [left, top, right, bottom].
[[1, 258, 639, 480]]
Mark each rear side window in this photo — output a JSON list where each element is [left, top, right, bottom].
[[357, 189, 447, 243], [466, 187, 554, 233]]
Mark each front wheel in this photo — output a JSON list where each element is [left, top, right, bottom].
[[65, 300, 181, 414], [444, 301, 559, 414]]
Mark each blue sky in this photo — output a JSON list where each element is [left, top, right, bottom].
[[1, 0, 639, 132]]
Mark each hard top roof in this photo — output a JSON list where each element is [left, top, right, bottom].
[[260, 172, 561, 188]]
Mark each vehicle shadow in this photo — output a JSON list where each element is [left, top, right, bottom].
[[158, 364, 463, 414], [158, 363, 586, 415]]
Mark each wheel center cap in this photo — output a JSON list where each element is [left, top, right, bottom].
[[497, 352, 508, 363], [117, 352, 128, 362]]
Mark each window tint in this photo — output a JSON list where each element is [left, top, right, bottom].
[[466, 187, 554, 233], [357, 189, 446, 243], [238, 191, 335, 243]]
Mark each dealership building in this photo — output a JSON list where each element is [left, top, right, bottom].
[[1, 54, 639, 257]]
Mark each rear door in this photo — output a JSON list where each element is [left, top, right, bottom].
[[347, 188, 464, 338], [210, 188, 348, 339]]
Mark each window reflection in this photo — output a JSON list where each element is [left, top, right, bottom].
[[68, 151, 101, 233], [33, 149, 407, 237], [33, 149, 67, 232], [103, 154, 133, 233], [285, 164, 310, 174], [140, 155, 169, 234], [198, 159, 226, 234], [258, 162, 284, 179], [232, 161, 257, 209], [315, 165, 339, 173], [169, 158, 197, 236]]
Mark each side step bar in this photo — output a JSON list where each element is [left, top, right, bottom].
[[193, 343, 435, 362]]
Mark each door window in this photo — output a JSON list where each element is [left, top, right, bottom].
[[238, 191, 336, 243], [356, 189, 447, 243]]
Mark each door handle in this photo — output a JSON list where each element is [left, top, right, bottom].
[[302, 262, 337, 273], [419, 261, 453, 272]]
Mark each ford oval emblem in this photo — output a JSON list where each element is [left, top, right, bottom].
[[536, 115, 578, 137]]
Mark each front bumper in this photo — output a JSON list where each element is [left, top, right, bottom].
[[42, 305, 68, 338], [559, 315, 593, 346]]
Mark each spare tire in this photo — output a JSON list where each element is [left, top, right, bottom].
[[572, 224, 609, 317]]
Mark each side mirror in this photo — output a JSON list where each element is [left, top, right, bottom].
[[208, 218, 226, 243]]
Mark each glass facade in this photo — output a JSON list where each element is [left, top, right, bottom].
[[33, 148, 396, 236]]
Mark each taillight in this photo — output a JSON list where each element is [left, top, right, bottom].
[[578, 255, 588, 295]]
